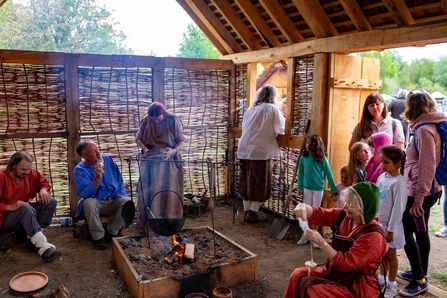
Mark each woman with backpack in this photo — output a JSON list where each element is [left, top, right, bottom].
[[397, 90, 447, 297]]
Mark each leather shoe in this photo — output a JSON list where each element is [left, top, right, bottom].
[[93, 238, 108, 250], [41, 247, 62, 262], [244, 210, 268, 223]]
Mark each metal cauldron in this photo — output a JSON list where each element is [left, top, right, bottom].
[[146, 189, 185, 236]]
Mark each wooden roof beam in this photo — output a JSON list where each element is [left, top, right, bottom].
[[221, 22, 447, 64], [177, 0, 228, 55], [234, 0, 283, 47], [441, 0, 447, 16], [182, 0, 244, 53], [0, 0, 7, 8], [212, 0, 263, 51], [338, 0, 372, 31], [258, 0, 304, 44], [291, 0, 338, 38], [382, 0, 416, 26]]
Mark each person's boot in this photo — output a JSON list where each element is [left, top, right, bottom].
[[244, 210, 267, 223], [30, 231, 62, 262], [41, 247, 62, 262]]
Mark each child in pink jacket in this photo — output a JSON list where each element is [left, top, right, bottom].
[[365, 132, 392, 184]]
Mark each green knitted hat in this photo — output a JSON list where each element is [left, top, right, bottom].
[[349, 182, 380, 224]]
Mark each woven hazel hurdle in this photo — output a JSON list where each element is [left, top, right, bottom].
[[0, 51, 313, 220]]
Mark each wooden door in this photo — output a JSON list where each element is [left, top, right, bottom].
[[324, 54, 381, 208]]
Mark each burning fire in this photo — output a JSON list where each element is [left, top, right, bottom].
[[164, 235, 185, 263]]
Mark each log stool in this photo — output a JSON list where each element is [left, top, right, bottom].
[[73, 216, 121, 240]]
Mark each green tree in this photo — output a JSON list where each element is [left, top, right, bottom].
[[176, 24, 220, 59], [356, 50, 402, 94], [0, 0, 132, 54], [0, 1, 29, 48], [433, 56, 447, 90]]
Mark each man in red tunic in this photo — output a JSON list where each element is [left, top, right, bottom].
[[0, 151, 62, 262], [284, 182, 387, 298]]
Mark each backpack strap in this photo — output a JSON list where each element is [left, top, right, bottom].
[[410, 123, 436, 197]]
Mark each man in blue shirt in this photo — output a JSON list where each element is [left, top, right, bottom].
[[73, 139, 134, 250]]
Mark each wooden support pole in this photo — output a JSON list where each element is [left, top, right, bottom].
[[64, 54, 81, 217]]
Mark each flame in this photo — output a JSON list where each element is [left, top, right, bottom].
[[164, 235, 185, 263], [173, 235, 185, 260]]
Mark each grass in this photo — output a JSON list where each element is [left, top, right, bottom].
[[428, 196, 445, 233], [431, 271, 447, 283]]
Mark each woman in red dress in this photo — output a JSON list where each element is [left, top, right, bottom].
[[284, 182, 387, 298]]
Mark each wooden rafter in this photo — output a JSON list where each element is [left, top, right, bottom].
[[183, 0, 243, 53], [0, 0, 7, 8], [212, 0, 263, 51], [221, 22, 447, 64], [234, 0, 283, 47], [291, 0, 338, 38], [258, 0, 304, 43], [382, 0, 415, 26], [338, 0, 372, 31], [441, 0, 447, 16], [176, 0, 229, 55]]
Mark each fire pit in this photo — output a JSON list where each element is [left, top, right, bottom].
[[112, 226, 258, 298]]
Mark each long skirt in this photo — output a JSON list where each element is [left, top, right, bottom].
[[284, 267, 355, 298], [137, 154, 183, 230], [238, 159, 272, 202]]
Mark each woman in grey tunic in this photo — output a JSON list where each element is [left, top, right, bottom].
[[136, 102, 186, 234]]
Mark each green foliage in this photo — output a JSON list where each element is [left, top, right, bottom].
[[433, 56, 447, 88], [356, 49, 447, 95], [176, 24, 220, 59], [356, 50, 401, 94], [0, 0, 133, 54]]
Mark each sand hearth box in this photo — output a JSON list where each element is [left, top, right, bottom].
[[112, 226, 258, 298]]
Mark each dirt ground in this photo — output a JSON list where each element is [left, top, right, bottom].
[[1, 202, 447, 298]]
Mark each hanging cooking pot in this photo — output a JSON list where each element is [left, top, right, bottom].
[[146, 189, 186, 236]]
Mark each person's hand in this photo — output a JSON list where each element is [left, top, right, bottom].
[[95, 163, 104, 179], [331, 192, 338, 201], [409, 201, 424, 217], [162, 147, 176, 160], [6, 200, 27, 211], [293, 203, 308, 221], [38, 189, 51, 204], [385, 231, 394, 243], [305, 229, 324, 247]]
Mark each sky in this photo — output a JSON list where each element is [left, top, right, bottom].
[[98, 0, 447, 62], [96, 0, 193, 57]]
